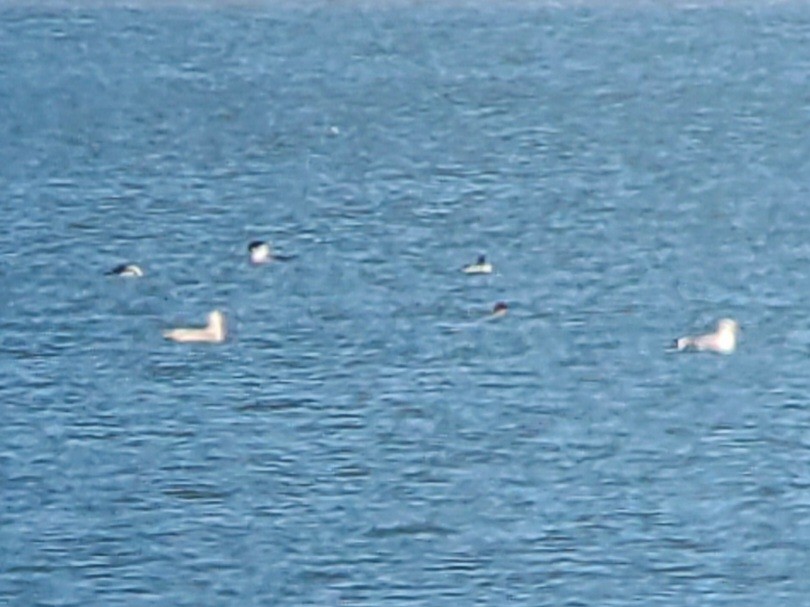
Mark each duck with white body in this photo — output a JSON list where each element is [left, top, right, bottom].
[[108, 263, 144, 277], [462, 255, 493, 275], [675, 318, 739, 354], [164, 310, 227, 344]]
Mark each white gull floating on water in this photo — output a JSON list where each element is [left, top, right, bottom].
[[163, 310, 226, 344], [675, 318, 739, 354]]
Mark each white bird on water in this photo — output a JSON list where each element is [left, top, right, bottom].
[[675, 318, 739, 354], [462, 255, 493, 275], [163, 310, 226, 344]]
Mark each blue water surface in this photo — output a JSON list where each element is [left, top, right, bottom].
[[2, 1, 810, 605]]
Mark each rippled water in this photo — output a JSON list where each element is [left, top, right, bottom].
[[3, 2, 810, 605]]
